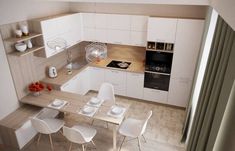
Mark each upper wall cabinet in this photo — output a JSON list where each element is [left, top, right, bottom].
[[32, 13, 82, 58], [147, 17, 177, 43], [81, 13, 147, 47]]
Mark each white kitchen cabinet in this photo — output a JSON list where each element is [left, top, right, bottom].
[[83, 28, 96, 41], [107, 29, 130, 45], [89, 67, 105, 91], [104, 69, 127, 96], [143, 88, 168, 103], [33, 13, 83, 58], [171, 19, 205, 79], [61, 67, 90, 95], [107, 14, 131, 30], [77, 67, 91, 95], [147, 17, 177, 43], [168, 19, 204, 107], [131, 15, 148, 31], [95, 13, 107, 29], [126, 72, 144, 99], [82, 13, 95, 28], [130, 31, 147, 46], [168, 78, 193, 107]]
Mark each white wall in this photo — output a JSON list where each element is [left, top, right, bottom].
[[186, 8, 218, 143], [70, 2, 208, 19], [210, 0, 235, 30], [0, 0, 69, 120], [0, 0, 70, 26]]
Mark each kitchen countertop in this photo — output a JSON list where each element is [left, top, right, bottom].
[[42, 57, 145, 88]]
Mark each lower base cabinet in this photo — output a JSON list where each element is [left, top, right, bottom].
[[126, 72, 144, 99], [143, 88, 168, 103], [168, 77, 192, 107]]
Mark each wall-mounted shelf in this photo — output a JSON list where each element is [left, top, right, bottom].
[[9, 46, 44, 57], [5, 33, 42, 43], [146, 41, 174, 53]]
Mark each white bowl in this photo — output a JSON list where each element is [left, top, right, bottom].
[[90, 97, 101, 105], [15, 43, 27, 52], [82, 106, 95, 114], [52, 100, 63, 107], [111, 106, 123, 115]]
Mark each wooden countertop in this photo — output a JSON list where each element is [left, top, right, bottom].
[[20, 90, 130, 125], [42, 58, 145, 87], [0, 105, 42, 130]]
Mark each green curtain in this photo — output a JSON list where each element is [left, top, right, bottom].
[[187, 16, 235, 151]]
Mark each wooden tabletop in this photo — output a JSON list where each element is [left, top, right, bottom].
[[20, 90, 130, 125]]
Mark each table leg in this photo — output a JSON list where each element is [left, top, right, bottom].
[[113, 125, 118, 151]]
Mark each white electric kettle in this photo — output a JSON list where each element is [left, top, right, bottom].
[[48, 66, 57, 78]]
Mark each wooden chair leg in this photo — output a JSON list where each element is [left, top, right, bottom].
[[82, 144, 85, 151], [142, 135, 147, 143], [137, 137, 141, 151], [69, 142, 72, 151], [37, 133, 41, 145], [91, 140, 96, 147], [49, 134, 54, 151], [119, 136, 126, 151]]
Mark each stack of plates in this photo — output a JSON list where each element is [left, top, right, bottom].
[[51, 100, 64, 107], [87, 97, 103, 107], [107, 105, 126, 118], [78, 105, 97, 117]]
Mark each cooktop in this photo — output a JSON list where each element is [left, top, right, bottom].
[[106, 60, 131, 69]]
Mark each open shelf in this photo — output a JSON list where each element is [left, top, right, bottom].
[[5, 33, 42, 43], [9, 46, 44, 57]]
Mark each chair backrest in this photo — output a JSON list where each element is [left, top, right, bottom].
[[30, 117, 52, 134], [63, 126, 86, 144], [97, 83, 115, 105], [140, 110, 152, 135]]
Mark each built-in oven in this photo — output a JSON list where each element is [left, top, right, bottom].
[[144, 50, 173, 91], [144, 72, 170, 91], [145, 51, 173, 74]]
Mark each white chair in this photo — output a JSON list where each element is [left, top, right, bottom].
[[118, 111, 152, 151], [97, 82, 115, 106], [63, 125, 97, 151], [92, 82, 115, 127], [31, 117, 64, 151]]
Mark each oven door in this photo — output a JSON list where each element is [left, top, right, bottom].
[[144, 71, 170, 91]]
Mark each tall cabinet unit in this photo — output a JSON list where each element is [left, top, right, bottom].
[[168, 19, 205, 107]]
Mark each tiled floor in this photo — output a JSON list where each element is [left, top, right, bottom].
[[22, 91, 186, 151]]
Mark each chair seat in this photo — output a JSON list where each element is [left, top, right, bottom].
[[119, 118, 143, 138], [43, 118, 64, 133], [72, 125, 97, 143]]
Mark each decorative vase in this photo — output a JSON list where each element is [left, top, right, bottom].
[[32, 91, 41, 96]]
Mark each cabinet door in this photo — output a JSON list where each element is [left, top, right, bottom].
[[90, 67, 105, 91], [95, 13, 107, 29], [95, 29, 107, 42], [130, 31, 147, 46], [171, 19, 204, 79], [107, 29, 130, 45], [104, 69, 126, 96], [147, 17, 177, 43], [168, 77, 193, 107], [83, 28, 96, 41], [77, 67, 90, 95], [131, 15, 148, 31], [107, 14, 131, 30], [126, 72, 144, 99], [82, 13, 95, 28], [143, 88, 168, 103]]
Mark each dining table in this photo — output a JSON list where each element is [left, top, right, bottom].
[[20, 90, 130, 151]]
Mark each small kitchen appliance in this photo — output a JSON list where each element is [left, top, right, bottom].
[[48, 66, 57, 78]]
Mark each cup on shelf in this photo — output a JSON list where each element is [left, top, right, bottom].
[[25, 40, 33, 49], [15, 42, 27, 52], [15, 29, 22, 38], [20, 25, 29, 36]]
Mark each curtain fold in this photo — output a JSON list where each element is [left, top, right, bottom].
[[187, 16, 235, 151]]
